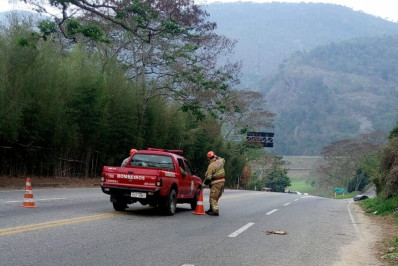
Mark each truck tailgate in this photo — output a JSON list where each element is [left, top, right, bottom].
[[102, 166, 159, 188]]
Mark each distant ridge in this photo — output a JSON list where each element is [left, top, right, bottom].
[[205, 2, 398, 90], [264, 35, 398, 155]]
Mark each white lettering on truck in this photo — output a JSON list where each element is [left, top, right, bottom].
[[116, 174, 146, 180], [164, 172, 176, 177]]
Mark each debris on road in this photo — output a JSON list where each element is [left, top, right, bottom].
[[265, 230, 287, 235]]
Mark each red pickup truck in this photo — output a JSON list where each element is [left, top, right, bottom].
[[101, 148, 202, 215]]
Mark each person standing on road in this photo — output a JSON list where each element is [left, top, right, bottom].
[[203, 151, 225, 216], [121, 148, 137, 167]]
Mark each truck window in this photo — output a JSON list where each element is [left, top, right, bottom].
[[184, 160, 193, 174], [177, 158, 186, 171], [129, 154, 175, 169]]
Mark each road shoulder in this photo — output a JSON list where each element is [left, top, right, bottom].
[[334, 200, 397, 266]]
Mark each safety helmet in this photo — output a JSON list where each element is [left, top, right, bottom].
[[207, 151, 216, 159], [130, 149, 137, 155]]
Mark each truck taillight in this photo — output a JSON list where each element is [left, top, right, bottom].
[[156, 177, 162, 187]]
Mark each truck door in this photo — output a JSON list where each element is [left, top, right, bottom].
[[183, 159, 196, 197], [177, 158, 190, 198]]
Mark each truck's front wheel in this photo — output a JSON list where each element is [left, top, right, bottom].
[[190, 188, 200, 210], [163, 189, 177, 215], [113, 201, 127, 211]]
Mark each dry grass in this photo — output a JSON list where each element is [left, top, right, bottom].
[[368, 213, 398, 265]]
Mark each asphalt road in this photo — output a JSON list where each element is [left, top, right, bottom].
[[0, 188, 361, 266]]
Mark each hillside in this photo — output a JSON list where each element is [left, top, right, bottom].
[[264, 36, 398, 155], [204, 2, 398, 90]]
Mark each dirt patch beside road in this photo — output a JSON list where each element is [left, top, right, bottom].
[[333, 201, 398, 266], [0, 176, 101, 190]]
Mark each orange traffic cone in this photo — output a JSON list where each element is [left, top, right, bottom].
[[193, 189, 205, 215], [20, 178, 37, 208]]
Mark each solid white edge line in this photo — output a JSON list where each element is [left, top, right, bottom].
[[266, 209, 278, 215], [348, 201, 363, 239], [228, 222, 255, 238]]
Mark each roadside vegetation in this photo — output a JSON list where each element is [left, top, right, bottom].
[[360, 195, 398, 216], [288, 180, 314, 194], [332, 192, 359, 199], [360, 195, 398, 263], [0, 2, 276, 187]]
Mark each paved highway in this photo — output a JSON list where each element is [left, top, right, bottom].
[[0, 188, 362, 266]]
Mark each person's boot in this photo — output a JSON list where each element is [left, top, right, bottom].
[[205, 208, 213, 214], [206, 210, 219, 216]]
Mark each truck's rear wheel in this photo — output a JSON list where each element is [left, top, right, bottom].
[[190, 188, 200, 210], [163, 189, 177, 215], [113, 201, 127, 211]]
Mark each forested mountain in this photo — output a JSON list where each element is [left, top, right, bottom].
[[205, 2, 398, 90], [1, 1, 398, 173], [265, 36, 398, 155], [205, 2, 398, 155]]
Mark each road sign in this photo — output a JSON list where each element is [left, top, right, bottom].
[[334, 187, 346, 194], [246, 132, 274, 147]]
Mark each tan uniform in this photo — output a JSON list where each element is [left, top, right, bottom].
[[121, 157, 130, 167], [204, 157, 225, 213]]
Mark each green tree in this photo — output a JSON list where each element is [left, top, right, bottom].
[[348, 168, 370, 192], [263, 157, 291, 192], [360, 150, 383, 194], [247, 154, 290, 191], [318, 132, 384, 189], [28, 0, 241, 121], [0, 10, 256, 180], [265, 167, 290, 192]]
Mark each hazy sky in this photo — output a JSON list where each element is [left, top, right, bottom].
[[198, 0, 398, 22], [1, 0, 398, 22]]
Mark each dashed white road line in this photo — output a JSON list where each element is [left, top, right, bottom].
[[294, 199, 299, 201], [266, 209, 278, 215], [228, 222, 255, 238], [283, 202, 291, 206]]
